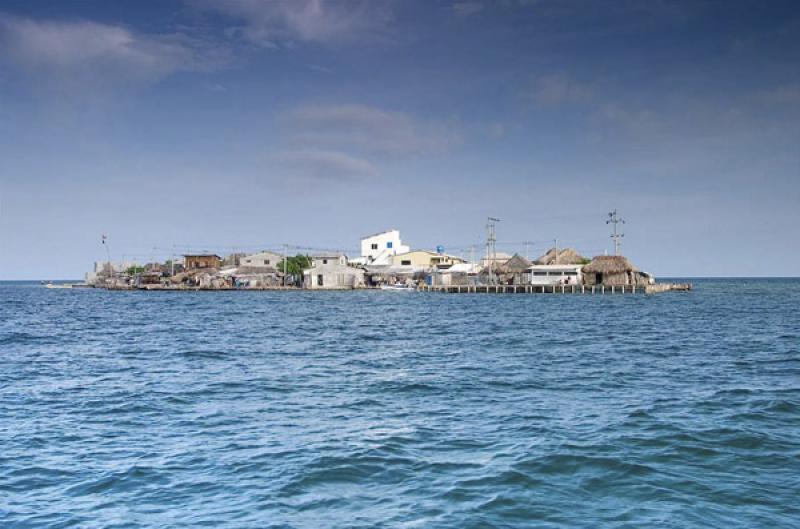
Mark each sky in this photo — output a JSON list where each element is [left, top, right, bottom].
[[1, 0, 799, 279]]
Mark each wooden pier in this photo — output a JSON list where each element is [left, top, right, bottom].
[[418, 283, 691, 294]]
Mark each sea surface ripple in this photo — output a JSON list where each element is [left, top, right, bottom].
[[1, 278, 799, 528]]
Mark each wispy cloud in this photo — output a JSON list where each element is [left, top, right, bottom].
[[525, 73, 593, 107], [273, 102, 460, 184], [283, 103, 460, 156], [277, 150, 378, 181], [188, 0, 397, 47], [0, 13, 231, 89], [452, 1, 485, 17], [757, 84, 800, 107]]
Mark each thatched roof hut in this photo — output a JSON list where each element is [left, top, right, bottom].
[[582, 255, 637, 274], [582, 256, 649, 286], [534, 247, 586, 265], [497, 253, 531, 274]]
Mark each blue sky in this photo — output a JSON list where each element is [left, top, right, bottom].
[[1, 0, 799, 279]]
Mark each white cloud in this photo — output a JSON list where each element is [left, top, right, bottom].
[[188, 0, 396, 47], [0, 14, 230, 88], [277, 150, 378, 181], [283, 103, 460, 156]]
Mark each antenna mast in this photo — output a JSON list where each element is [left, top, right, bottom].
[[486, 217, 500, 285], [606, 209, 625, 256]]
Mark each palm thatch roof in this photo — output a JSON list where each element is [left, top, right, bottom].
[[534, 247, 586, 265], [497, 253, 532, 273], [581, 255, 637, 274]]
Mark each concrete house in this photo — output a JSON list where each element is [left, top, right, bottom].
[[391, 250, 466, 268], [480, 252, 512, 269], [359, 229, 410, 265], [239, 251, 283, 272], [527, 264, 583, 285], [303, 255, 365, 289]]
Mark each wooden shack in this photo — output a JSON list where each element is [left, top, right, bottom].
[[184, 254, 221, 270]]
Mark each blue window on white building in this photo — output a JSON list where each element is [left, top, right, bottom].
[[387, 242, 393, 249]]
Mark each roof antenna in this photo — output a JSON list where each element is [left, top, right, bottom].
[[606, 209, 625, 256]]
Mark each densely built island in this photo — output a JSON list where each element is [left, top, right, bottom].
[[74, 223, 690, 294]]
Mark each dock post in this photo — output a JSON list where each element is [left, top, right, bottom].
[[602, 286, 605, 294], [612, 285, 615, 294]]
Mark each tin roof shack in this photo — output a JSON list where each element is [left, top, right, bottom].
[[581, 256, 652, 286], [134, 271, 163, 287], [222, 253, 247, 267], [365, 265, 426, 286], [303, 255, 366, 290], [428, 263, 480, 286], [184, 254, 221, 270], [527, 264, 583, 285]]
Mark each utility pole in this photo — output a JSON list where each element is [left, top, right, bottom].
[[553, 238, 558, 264], [283, 244, 288, 288], [486, 217, 499, 285], [606, 209, 625, 256], [102, 234, 111, 282]]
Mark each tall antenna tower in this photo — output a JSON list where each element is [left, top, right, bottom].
[[486, 217, 500, 284], [606, 209, 625, 256]]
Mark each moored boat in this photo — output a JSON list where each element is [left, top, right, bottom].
[[380, 283, 415, 291]]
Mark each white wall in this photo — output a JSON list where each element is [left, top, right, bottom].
[[240, 251, 283, 268], [311, 255, 347, 268], [527, 265, 583, 285], [360, 229, 410, 264]]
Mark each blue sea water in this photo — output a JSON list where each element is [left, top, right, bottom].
[[1, 279, 798, 528]]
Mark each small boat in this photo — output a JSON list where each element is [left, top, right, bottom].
[[44, 283, 73, 289], [380, 283, 415, 291]]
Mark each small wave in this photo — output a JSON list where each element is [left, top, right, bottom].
[[278, 453, 416, 497], [64, 465, 170, 497]]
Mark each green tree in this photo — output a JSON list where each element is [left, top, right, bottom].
[[275, 254, 312, 276], [125, 265, 146, 275]]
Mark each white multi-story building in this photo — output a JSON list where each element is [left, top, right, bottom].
[[359, 229, 410, 265]]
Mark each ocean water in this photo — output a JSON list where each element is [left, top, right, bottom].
[[1, 279, 798, 528]]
